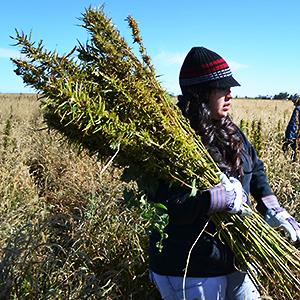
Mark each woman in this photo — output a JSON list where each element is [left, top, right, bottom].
[[148, 47, 300, 300]]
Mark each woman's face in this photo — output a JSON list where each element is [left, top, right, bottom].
[[208, 88, 232, 119]]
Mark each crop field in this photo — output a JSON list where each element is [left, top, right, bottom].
[[0, 93, 299, 299]]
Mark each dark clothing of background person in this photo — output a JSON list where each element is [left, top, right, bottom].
[[283, 105, 300, 161], [285, 106, 300, 140]]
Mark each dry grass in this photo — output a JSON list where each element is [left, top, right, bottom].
[[0, 93, 159, 299], [232, 99, 300, 210], [231, 98, 293, 125], [0, 94, 299, 299]]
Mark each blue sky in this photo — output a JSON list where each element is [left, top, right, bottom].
[[1, 0, 300, 98]]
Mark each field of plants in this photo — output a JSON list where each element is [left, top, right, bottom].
[[0, 93, 299, 299]]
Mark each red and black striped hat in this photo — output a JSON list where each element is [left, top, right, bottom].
[[179, 47, 240, 88]]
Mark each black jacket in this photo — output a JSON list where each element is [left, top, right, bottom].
[[148, 131, 274, 277], [285, 106, 300, 140]]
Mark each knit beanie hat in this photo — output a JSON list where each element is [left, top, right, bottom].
[[179, 47, 240, 89]]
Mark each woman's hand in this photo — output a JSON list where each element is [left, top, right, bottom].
[[208, 173, 252, 216], [265, 209, 300, 242]]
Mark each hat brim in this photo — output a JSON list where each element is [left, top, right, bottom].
[[208, 76, 240, 89]]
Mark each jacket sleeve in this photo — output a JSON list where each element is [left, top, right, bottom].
[[149, 181, 211, 225], [285, 107, 299, 140], [241, 133, 275, 215]]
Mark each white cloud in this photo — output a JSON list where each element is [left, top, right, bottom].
[[154, 51, 186, 66], [0, 48, 21, 59], [228, 61, 249, 71]]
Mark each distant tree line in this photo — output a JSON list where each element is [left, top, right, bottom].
[[273, 92, 291, 100], [238, 92, 298, 100], [178, 92, 298, 100]]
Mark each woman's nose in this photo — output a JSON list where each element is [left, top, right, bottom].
[[225, 90, 232, 101]]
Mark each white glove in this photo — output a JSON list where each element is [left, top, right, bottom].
[[208, 173, 252, 216], [265, 209, 300, 242]]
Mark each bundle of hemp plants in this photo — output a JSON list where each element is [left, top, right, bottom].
[[11, 6, 300, 299]]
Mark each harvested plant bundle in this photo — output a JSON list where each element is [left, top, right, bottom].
[[11, 6, 300, 299]]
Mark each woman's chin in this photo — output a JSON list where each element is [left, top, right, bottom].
[[216, 112, 229, 119]]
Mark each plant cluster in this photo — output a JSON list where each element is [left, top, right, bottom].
[[240, 119, 263, 156]]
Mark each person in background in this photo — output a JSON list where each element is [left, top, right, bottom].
[[282, 94, 300, 161], [148, 47, 300, 300]]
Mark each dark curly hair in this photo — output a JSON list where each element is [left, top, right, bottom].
[[178, 84, 244, 179]]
